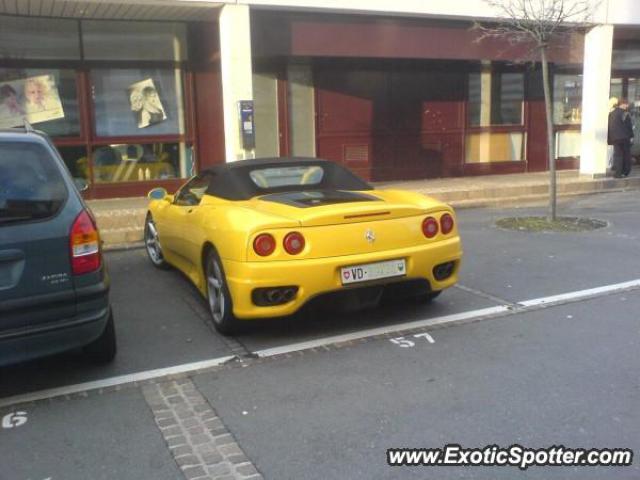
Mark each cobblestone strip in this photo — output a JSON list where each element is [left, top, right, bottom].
[[142, 378, 262, 480]]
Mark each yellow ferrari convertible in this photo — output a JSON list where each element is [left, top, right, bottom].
[[145, 158, 462, 333]]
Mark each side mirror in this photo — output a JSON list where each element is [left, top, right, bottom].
[[148, 187, 168, 201], [74, 178, 89, 192]]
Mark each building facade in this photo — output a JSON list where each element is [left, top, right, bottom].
[[0, 0, 636, 198]]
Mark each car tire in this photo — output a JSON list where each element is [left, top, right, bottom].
[[83, 310, 117, 364], [415, 290, 442, 303], [205, 249, 241, 335], [145, 213, 169, 269]]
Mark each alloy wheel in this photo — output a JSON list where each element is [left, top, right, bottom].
[[145, 218, 164, 265], [206, 258, 226, 324]]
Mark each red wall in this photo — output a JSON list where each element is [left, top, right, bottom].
[[253, 12, 584, 64], [190, 22, 226, 171]]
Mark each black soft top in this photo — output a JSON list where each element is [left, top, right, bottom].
[[203, 157, 373, 200]]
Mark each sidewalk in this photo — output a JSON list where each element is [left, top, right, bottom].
[[90, 170, 640, 249]]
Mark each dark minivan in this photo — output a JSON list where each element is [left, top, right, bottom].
[[0, 126, 115, 366]]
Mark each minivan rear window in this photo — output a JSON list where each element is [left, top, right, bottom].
[[0, 141, 67, 225]]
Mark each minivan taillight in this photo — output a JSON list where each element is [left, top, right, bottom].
[[70, 210, 101, 275]]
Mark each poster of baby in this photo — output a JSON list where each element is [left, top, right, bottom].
[[0, 74, 65, 129]]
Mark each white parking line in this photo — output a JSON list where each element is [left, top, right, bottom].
[[2, 278, 640, 408], [0, 355, 235, 409], [517, 279, 640, 307]]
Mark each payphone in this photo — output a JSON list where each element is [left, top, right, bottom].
[[238, 100, 256, 151]]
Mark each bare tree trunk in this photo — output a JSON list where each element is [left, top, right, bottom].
[[540, 46, 557, 221]]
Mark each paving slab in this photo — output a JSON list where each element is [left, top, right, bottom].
[[0, 389, 182, 480]]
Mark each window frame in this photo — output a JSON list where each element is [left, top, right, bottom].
[[464, 63, 527, 165], [551, 68, 583, 160], [552, 71, 583, 127], [466, 64, 526, 129]]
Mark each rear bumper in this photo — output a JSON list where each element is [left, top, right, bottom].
[[223, 236, 462, 319], [0, 279, 111, 367]]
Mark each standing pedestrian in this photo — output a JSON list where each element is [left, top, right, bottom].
[[620, 98, 634, 176], [608, 97, 634, 178]]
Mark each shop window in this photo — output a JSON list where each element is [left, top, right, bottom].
[[624, 79, 640, 140], [0, 16, 81, 60], [465, 132, 524, 163], [612, 48, 640, 70], [555, 131, 581, 158], [610, 78, 623, 100], [468, 70, 524, 126], [91, 68, 185, 138], [91, 142, 192, 184], [82, 21, 187, 62], [627, 78, 640, 105], [553, 74, 582, 125], [57, 145, 90, 181], [0, 68, 80, 136]]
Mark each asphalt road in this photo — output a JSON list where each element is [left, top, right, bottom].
[[1, 190, 639, 479], [194, 290, 640, 480]]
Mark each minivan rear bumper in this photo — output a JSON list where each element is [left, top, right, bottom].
[[0, 306, 110, 367], [0, 280, 111, 367]]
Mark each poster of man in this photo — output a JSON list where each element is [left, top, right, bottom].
[[128, 78, 167, 129], [0, 74, 65, 128]]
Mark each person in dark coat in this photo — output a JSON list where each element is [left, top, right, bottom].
[[608, 98, 634, 177]]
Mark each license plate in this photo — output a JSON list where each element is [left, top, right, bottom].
[[341, 259, 406, 285]]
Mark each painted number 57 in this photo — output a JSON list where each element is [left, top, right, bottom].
[[389, 333, 435, 348], [389, 337, 415, 348]]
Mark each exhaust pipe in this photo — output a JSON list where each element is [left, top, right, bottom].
[[267, 289, 284, 304], [433, 261, 455, 281], [252, 286, 299, 306], [283, 288, 296, 302]]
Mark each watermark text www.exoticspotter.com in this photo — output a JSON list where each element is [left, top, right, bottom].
[[387, 444, 633, 470]]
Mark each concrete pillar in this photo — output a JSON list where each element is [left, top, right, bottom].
[[219, 4, 254, 161], [579, 25, 614, 177], [479, 62, 493, 162]]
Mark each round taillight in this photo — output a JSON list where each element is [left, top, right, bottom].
[[253, 233, 276, 256], [422, 217, 439, 238], [440, 213, 454, 235], [283, 232, 305, 255]]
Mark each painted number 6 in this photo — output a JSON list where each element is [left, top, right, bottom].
[[2, 411, 28, 429]]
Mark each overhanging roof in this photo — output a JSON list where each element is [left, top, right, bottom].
[[0, 0, 221, 21]]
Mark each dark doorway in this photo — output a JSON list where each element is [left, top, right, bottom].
[[314, 59, 466, 181]]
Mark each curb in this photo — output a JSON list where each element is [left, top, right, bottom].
[[103, 241, 145, 252]]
